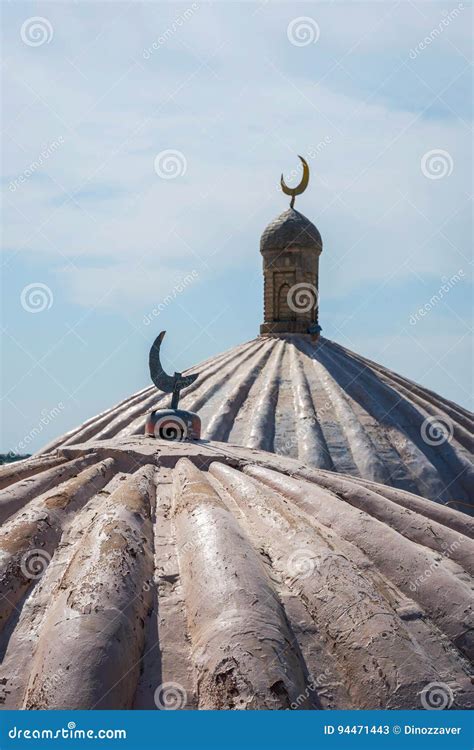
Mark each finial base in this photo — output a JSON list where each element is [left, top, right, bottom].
[[260, 321, 313, 335], [145, 409, 201, 441]]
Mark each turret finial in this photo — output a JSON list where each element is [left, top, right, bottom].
[[280, 155, 310, 208]]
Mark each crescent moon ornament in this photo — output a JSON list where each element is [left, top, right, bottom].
[[149, 331, 199, 409], [280, 155, 310, 208]]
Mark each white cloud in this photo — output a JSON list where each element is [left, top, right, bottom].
[[2, 1, 471, 310]]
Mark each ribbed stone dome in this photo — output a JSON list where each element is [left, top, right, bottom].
[[260, 208, 322, 253], [40, 336, 474, 515], [1, 439, 472, 709]]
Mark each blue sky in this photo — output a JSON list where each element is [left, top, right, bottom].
[[1, 0, 472, 453]]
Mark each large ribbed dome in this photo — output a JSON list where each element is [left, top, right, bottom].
[[260, 208, 322, 252], [1, 439, 472, 709], [4, 154, 472, 715], [40, 336, 473, 514]]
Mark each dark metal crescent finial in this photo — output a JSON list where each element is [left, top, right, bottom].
[[149, 331, 199, 409], [280, 155, 310, 208]]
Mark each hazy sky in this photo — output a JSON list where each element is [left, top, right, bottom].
[[1, 0, 472, 453]]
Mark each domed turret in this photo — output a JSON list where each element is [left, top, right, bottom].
[[260, 191, 322, 336], [260, 207, 322, 254]]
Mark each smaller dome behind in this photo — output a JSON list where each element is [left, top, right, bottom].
[[260, 208, 322, 253]]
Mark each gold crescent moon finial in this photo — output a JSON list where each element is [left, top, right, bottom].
[[280, 155, 310, 209]]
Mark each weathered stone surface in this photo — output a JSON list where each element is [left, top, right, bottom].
[[38, 336, 474, 512], [0, 438, 472, 710]]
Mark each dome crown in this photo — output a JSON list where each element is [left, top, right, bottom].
[[260, 208, 322, 253]]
